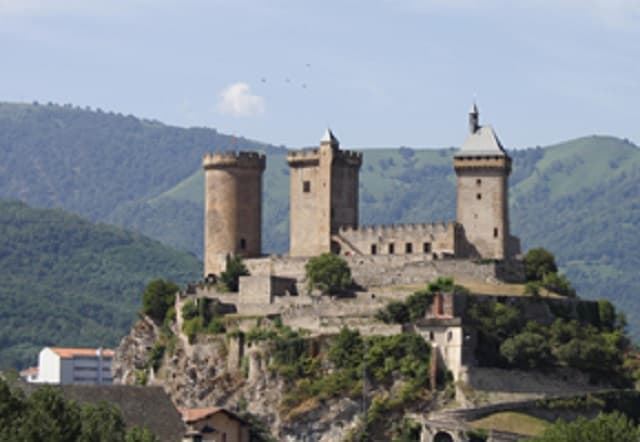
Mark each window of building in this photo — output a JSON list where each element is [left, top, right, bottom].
[[388, 243, 395, 254], [494, 227, 499, 238], [371, 244, 377, 255], [476, 178, 482, 186], [476, 193, 482, 200], [429, 331, 435, 341], [239, 238, 246, 250], [447, 331, 453, 342], [423, 242, 431, 253], [405, 243, 413, 254], [303, 181, 311, 193]]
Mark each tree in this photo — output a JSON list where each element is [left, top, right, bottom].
[[125, 427, 159, 442], [142, 279, 179, 323], [541, 272, 576, 298], [79, 402, 126, 442], [527, 412, 640, 442], [219, 256, 249, 292], [329, 327, 364, 370], [500, 325, 553, 369], [524, 248, 558, 282], [305, 253, 352, 294]]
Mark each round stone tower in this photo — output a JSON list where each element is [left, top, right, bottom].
[[203, 151, 266, 276]]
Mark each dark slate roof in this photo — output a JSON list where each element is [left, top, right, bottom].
[[22, 384, 184, 442]]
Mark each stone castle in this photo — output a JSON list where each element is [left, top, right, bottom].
[[203, 104, 521, 279]]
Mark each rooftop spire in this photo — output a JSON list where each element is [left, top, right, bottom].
[[469, 101, 480, 134], [320, 128, 339, 148]]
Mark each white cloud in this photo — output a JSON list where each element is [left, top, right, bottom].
[[217, 82, 265, 118]]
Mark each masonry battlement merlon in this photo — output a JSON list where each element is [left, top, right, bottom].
[[203, 151, 266, 170], [338, 221, 457, 236]]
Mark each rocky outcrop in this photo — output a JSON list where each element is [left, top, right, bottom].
[[113, 319, 364, 441]]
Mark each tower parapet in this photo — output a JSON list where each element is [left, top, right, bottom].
[[203, 150, 266, 276]]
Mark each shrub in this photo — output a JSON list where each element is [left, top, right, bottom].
[[524, 248, 558, 281], [329, 327, 364, 370], [375, 301, 410, 324], [141, 279, 179, 323], [541, 272, 576, 297], [305, 253, 352, 294], [147, 343, 166, 371], [524, 282, 541, 297], [219, 256, 249, 292], [500, 324, 553, 369], [181, 300, 198, 321], [206, 318, 226, 334], [528, 412, 640, 442], [182, 317, 204, 344], [406, 290, 435, 321]]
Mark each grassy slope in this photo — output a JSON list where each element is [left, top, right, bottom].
[[0, 200, 201, 369], [470, 411, 550, 436]]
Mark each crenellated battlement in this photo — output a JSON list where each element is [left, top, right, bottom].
[[203, 151, 266, 170], [334, 149, 363, 167], [286, 148, 321, 166], [338, 221, 458, 237]]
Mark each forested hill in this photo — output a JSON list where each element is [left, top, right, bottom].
[[0, 101, 284, 220], [0, 199, 201, 369], [0, 101, 639, 337]]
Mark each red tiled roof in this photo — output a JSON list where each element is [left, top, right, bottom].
[[20, 366, 38, 377], [178, 407, 248, 425], [49, 347, 115, 359]]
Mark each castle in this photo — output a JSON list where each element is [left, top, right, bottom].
[[203, 104, 521, 278]]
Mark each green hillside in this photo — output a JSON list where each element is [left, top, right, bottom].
[[0, 101, 284, 221], [0, 200, 201, 369], [0, 102, 638, 337]]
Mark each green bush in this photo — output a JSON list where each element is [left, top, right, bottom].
[[527, 412, 639, 442], [182, 317, 204, 344], [541, 272, 576, 298], [524, 248, 558, 282], [206, 318, 226, 334], [142, 279, 179, 323], [406, 290, 435, 321], [305, 253, 352, 294], [500, 323, 553, 369], [376, 301, 410, 324], [219, 256, 249, 292], [181, 300, 198, 321], [147, 343, 166, 371]]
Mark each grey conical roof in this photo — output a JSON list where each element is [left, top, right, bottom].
[[458, 125, 507, 156], [321, 128, 339, 145]]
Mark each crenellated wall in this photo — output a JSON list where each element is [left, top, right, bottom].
[[334, 221, 460, 257]]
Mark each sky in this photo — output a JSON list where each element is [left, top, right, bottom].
[[1, 0, 639, 149]]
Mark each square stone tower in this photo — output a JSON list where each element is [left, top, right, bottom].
[[454, 104, 513, 260], [287, 130, 363, 257], [203, 151, 266, 276]]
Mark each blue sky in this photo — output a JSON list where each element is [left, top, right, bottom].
[[1, 0, 638, 149]]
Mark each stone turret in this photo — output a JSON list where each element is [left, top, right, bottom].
[[454, 104, 516, 260], [287, 129, 363, 257], [203, 151, 266, 276]]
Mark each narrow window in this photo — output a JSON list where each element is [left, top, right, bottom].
[[447, 331, 453, 342], [423, 242, 431, 253], [303, 181, 311, 193], [429, 331, 435, 341], [405, 243, 413, 254], [494, 227, 499, 238], [371, 244, 377, 255], [476, 193, 482, 200], [388, 243, 395, 254], [239, 238, 246, 250], [476, 178, 482, 186]]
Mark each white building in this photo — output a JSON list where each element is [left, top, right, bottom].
[[34, 347, 114, 385]]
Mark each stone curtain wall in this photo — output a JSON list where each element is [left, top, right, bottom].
[[335, 222, 458, 257]]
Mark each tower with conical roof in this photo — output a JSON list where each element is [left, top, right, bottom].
[[287, 129, 363, 257], [454, 104, 514, 260]]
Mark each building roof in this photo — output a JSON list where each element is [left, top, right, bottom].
[[179, 407, 248, 425], [20, 366, 38, 377], [457, 125, 507, 157], [18, 384, 184, 442], [49, 347, 115, 359], [321, 128, 339, 145]]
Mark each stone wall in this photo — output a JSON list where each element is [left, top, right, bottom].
[[245, 255, 507, 289], [238, 276, 297, 304], [335, 222, 458, 257]]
